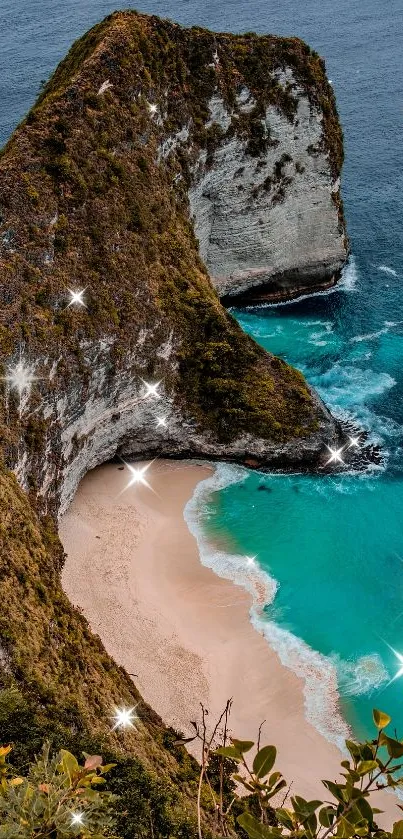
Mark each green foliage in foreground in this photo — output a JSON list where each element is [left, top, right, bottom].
[[3, 707, 403, 838], [214, 708, 403, 839], [0, 686, 199, 839], [0, 744, 116, 838]]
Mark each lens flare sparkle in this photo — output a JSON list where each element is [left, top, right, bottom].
[[325, 445, 345, 466], [386, 644, 403, 685], [67, 288, 86, 308], [348, 435, 361, 448], [3, 360, 36, 398], [70, 812, 85, 826], [111, 705, 139, 731], [2, 359, 37, 416], [141, 380, 161, 399], [124, 461, 153, 491]]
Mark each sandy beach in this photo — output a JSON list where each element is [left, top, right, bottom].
[[60, 460, 397, 818]]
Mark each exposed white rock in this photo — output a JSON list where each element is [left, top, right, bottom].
[[236, 86, 257, 114], [206, 94, 232, 131], [9, 324, 336, 521], [273, 67, 297, 88], [97, 79, 113, 96], [188, 90, 346, 297], [156, 330, 174, 360], [158, 124, 190, 161]]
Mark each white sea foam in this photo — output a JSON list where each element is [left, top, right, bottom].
[[309, 362, 399, 451], [184, 463, 390, 752], [350, 328, 389, 343], [300, 320, 334, 330], [378, 265, 398, 277], [184, 463, 277, 606], [337, 654, 389, 697], [340, 255, 359, 290], [350, 319, 403, 343], [312, 364, 396, 406], [308, 328, 332, 346]]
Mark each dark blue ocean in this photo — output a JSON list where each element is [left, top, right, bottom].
[[1, 0, 403, 746]]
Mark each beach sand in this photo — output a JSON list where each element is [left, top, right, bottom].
[[60, 460, 397, 820]]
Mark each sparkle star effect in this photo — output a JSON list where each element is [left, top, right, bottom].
[[118, 459, 159, 498], [348, 435, 361, 448], [2, 360, 37, 416], [245, 555, 257, 567], [111, 705, 139, 731], [147, 102, 158, 116], [67, 288, 86, 308], [325, 445, 345, 466], [141, 380, 161, 399], [70, 812, 85, 826], [125, 462, 152, 490], [384, 643, 403, 685], [3, 360, 36, 398], [156, 416, 167, 429]]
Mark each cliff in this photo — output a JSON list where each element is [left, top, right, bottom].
[[189, 76, 346, 303], [0, 10, 345, 837], [0, 10, 343, 519]]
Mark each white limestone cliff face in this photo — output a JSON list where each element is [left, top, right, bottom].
[[8, 339, 337, 519], [188, 78, 346, 299]]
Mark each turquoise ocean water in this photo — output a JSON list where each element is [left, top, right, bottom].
[[191, 265, 403, 746], [1, 0, 403, 746]]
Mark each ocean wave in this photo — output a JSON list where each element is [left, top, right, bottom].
[[378, 265, 398, 277], [350, 320, 403, 343], [350, 328, 389, 343], [184, 464, 388, 753], [251, 614, 351, 750], [301, 320, 334, 331], [236, 322, 284, 340], [184, 463, 276, 607], [340, 255, 359, 290], [308, 328, 332, 347], [307, 363, 399, 450], [384, 320, 403, 328], [311, 364, 396, 406]]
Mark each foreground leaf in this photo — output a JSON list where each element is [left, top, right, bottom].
[[231, 738, 254, 754], [238, 812, 278, 839], [253, 745, 276, 779], [373, 709, 391, 730]]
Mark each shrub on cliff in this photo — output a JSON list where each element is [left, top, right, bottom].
[[0, 743, 116, 838]]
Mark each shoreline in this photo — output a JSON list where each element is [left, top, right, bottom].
[[60, 459, 397, 819]]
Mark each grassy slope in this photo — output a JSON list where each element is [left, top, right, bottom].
[[0, 11, 344, 837]]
